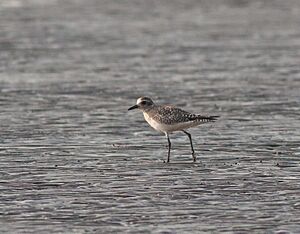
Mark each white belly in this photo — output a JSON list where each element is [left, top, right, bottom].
[[143, 112, 198, 133]]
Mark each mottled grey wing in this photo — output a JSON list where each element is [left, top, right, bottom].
[[153, 106, 196, 124], [153, 106, 219, 124]]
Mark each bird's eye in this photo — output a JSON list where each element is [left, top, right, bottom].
[[141, 101, 147, 105]]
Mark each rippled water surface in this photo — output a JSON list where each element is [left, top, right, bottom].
[[0, 0, 300, 233]]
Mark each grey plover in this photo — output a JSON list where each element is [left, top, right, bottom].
[[128, 97, 219, 163]]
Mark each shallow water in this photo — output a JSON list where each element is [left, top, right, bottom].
[[0, 0, 300, 233]]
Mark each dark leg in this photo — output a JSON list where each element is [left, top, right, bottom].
[[165, 133, 171, 163], [182, 130, 196, 162]]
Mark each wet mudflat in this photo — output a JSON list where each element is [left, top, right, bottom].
[[0, 0, 300, 233]]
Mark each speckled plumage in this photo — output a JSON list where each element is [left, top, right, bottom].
[[144, 105, 218, 125]]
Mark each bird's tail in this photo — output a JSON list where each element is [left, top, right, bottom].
[[195, 115, 220, 123]]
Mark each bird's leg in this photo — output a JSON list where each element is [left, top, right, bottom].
[[182, 130, 196, 162], [165, 133, 171, 163]]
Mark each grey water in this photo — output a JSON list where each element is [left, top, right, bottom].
[[0, 0, 300, 233]]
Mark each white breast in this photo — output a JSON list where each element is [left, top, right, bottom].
[[143, 112, 198, 133]]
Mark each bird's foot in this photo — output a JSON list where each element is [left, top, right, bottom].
[[192, 153, 196, 162]]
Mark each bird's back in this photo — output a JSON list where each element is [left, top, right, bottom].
[[143, 105, 218, 133]]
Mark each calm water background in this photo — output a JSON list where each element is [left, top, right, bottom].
[[0, 0, 300, 233]]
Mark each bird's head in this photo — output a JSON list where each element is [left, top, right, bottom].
[[128, 97, 154, 111]]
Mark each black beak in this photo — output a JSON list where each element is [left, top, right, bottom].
[[128, 104, 139, 111]]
